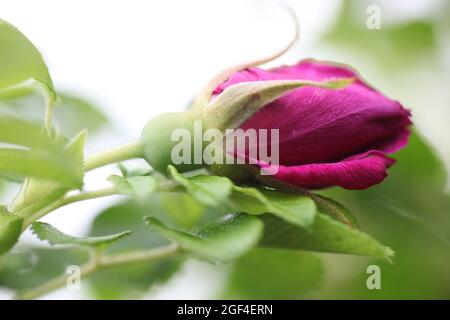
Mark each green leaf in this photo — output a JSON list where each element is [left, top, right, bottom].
[[0, 131, 86, 194], [5, 131, 86, 209], [31, 221, 131, 247], [0, 90, 109, 138], [0, 209, 23, 254], [321, 132, 450, 245], [89, 201, 168, 251], [64, 130, 86, 167], [168, 166, 316, 228], [168, 165, 233, 206], [54, 93, 109, 137], [309, 193, 359, 228], [0, 115, 61, 151], [13, 187, 67, 222], [0, 247, 88, 292], [260, 213, 394, 260], [313, 133, 450, 299], [108, 175, 157, 200], [0, 127, 86, 252], [118, 162, 152, 178], [223, 248, 323, 299], [9, 178, 62, 213], [0, 19, 54, 94], [204, 78, 352, 130], [159, 192, 204, 229], [230, 186, 316, 227], [0, 20, 56, 132], [0, 148, 82, 187], [146, 213, 263, 262], [88, 201, 184, 299], [89, 256, 183, 300]]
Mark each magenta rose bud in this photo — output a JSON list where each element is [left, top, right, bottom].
[[213, 60, 412, 190]]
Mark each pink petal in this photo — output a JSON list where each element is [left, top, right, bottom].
[[215, 59, 412, 166], [264, 151, 395, 190]]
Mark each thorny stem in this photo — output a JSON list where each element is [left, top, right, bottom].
[[17, 243, 181, 300]]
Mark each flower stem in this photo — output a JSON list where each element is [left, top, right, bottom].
[[22, 187, 118, 230], [84, 140, 144, 172], [99, 243, 180, 267], [17, 243, 180, 300]]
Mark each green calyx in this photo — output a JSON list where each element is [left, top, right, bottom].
[[140, 110, 204, 173]]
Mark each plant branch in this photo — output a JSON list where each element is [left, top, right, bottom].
[[22, 187, 118, 230], [99, 243, 180, 266], [17, 243, 181, 300], [84, 140, 144, 172]]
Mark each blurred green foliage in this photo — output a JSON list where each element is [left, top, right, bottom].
[[323, 0, 438, 70], [0, 19, 53, 93], [312, 131, 450, 299], [0, 248, 88, 291], [87, 201, 185, 299], [305, 0, 450, 299], [0, 90, 109, 139], [223, 248, 323, 299]]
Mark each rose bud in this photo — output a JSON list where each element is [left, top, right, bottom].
[[140, 75, 350, 176], [211, 60, 412, 190], [140, 14, 410, 190]]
